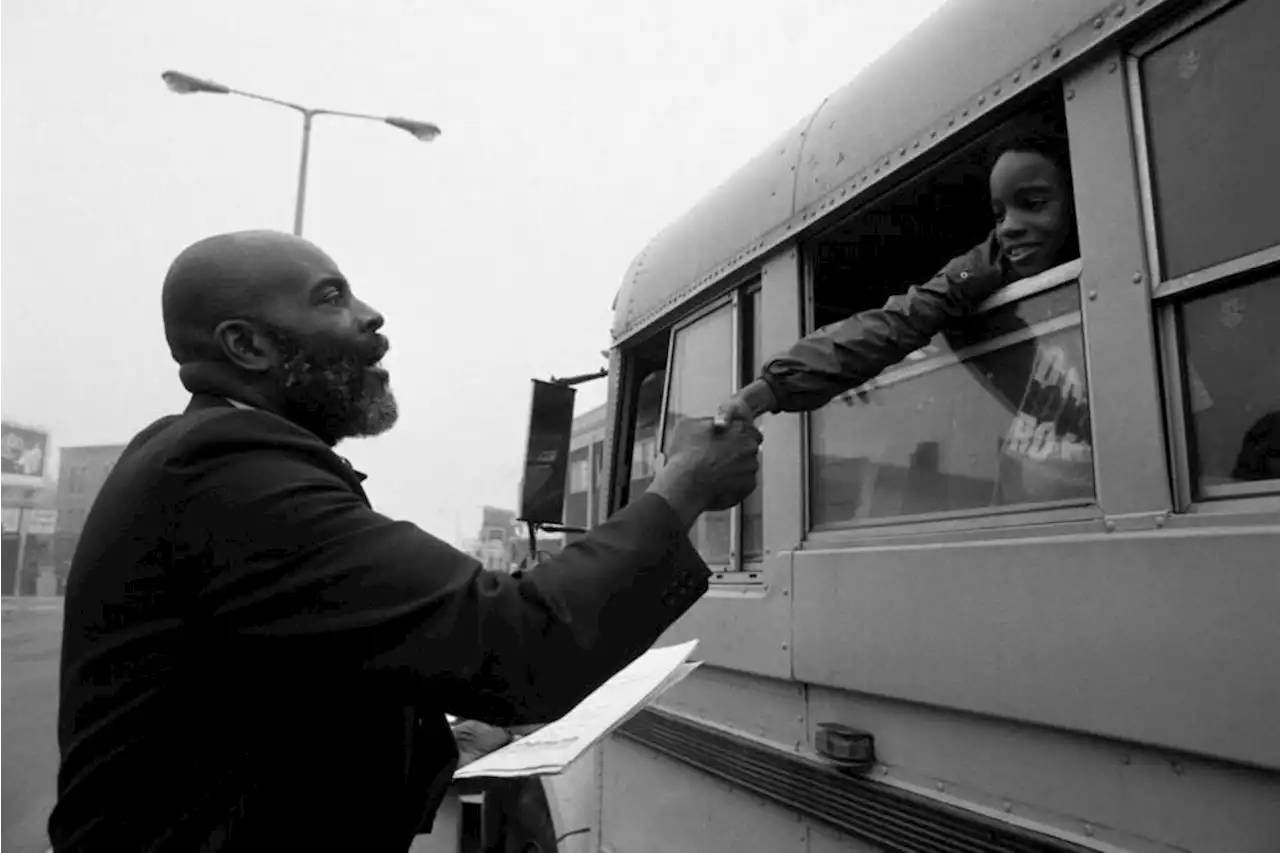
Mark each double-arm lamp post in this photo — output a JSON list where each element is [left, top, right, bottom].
[[162, 70, 441, 236]]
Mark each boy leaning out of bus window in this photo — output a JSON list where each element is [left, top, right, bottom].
[[717, 111, 1093, 501]]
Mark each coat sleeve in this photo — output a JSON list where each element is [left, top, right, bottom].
[[760, 234, 1007, 412], [172, 419, 709, 726]]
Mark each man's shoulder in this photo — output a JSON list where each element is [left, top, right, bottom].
[[121, 401, 341, 486]]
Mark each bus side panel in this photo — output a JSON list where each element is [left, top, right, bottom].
[[806, 685, 1280, 853], [599, 736, 807, 853], [654, 552, 794, 680], [543, 744, 601, 853], [652, 663, 808, 751], [792, 527, 1280, 768]]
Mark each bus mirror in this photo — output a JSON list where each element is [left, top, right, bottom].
[[517, 379, 577, 525]]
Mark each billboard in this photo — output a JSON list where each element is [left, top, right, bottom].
[[1, 422, 51, 486]]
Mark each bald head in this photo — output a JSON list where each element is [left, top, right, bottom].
[[161, 230, 343, 364]]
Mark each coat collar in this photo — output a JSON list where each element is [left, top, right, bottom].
[[183, 391, 368, 483]]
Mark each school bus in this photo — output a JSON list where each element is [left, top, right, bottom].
[[527, 1, 1280, 851]]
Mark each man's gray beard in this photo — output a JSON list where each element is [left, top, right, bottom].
[[276, 357, 400, 444]]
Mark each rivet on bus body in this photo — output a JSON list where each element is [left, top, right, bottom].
[[1084, 824, 1095, 838], [1172, 761, 1184, 775], [1032, 59, 1041, 70], [781, 642, 789, 650], [782, 589, 790, 596], [1105, 520, 1117, 532], [936, 782, 946, 792], [1109, 60, 1118, 73], [1154, 515, 1166, 528], [1132, 271, 1144, 284], [1120, 753, 1131, 764], [1053, 47, 1063, 59], [1088, 288, 1097, 300], [1002, 801, 1012, 812], [1115, 6, 1126, 18], [1094, 17, 1104, 29], [1066, 89, 1076, 101]]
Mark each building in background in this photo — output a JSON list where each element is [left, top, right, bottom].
[[2, 420, 58, 596], [54, 444, 127, 590], [466, 504, 565, 573], [562, 403, 609, 544]]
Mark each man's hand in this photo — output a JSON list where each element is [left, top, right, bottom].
[[649, 417, 762, 527], [713, 378, 778, 432], [452, 719, 513, 768]]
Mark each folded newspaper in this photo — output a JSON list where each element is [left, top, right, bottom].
[[453, 639, 701, 779]]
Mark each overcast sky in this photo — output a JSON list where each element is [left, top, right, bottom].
[[2, 0, 945, 543]]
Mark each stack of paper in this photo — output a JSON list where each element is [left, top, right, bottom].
[[453, 639, 701, 779]]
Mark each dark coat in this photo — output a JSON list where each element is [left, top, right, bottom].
[[50, 394, 708, 852]]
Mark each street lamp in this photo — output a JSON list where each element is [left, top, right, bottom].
[[161, 70, 441, 235]]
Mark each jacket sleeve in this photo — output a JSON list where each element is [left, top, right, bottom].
[[761, 233, 1007, 412], [172, 419, 709, 726]]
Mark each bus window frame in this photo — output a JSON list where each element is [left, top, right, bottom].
[[656, 278, 765, 576], [1127, 0, 1280, 509]]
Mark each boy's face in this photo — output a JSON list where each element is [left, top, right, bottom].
[[990, 149, 1074, 279]]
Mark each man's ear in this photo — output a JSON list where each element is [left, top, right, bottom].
[[213, 319, 277, 372]]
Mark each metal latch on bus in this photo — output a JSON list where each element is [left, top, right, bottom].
[[815, 722, 876, 775]]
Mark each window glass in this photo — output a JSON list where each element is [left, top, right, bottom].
[[1180, 274, 1280, 493], [562, 448, 589, 529], [568, 449, 590, 493], [741, 290, 765, 560], [590, 441, 605, 527], [1141, 0, 1280, 279], [626, 369, 665, 505], [664, 305, 734, 566], [810, 283, 1094, 527]]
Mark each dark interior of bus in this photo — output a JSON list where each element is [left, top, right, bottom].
[[809, 92, 1068, 327]]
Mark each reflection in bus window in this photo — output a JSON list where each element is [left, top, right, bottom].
[[626, 369, 666, 504], [810, 282, 1093, 527], [564, 447, 590, 528], [1180, 274, 1280, 495], [664, 305, 733, 566], [1141, 0, 1280, 280]]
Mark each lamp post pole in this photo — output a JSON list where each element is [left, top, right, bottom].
[[161, 71, 441, 236]]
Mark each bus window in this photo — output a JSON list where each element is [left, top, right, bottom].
[[663, 303, 734, 567], [741, 287, 764, 560], [1140, 0, 1280, 281], [564, 446, 590, 528], [806, 96, 1096, 529], [1136, 0, 1280, 501], [1180, 277, 1280, 493], [625, 368, 665, 504]]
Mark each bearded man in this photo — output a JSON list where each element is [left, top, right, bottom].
[[49, 230, 761, 852]]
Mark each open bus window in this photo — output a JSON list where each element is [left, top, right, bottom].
[[1135, 0, 1280, 502], [806, 96, 1096, 529]]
